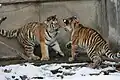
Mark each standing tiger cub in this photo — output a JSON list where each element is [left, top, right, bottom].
[[0, 15, 64, 61], [63, 16, 120, 68]]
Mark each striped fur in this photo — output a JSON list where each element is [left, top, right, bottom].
[[0, 15, 64, 61], [63, 16, 120, 68], [0, 16, 7, 25]]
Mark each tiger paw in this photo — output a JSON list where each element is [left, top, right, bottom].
[[69, 57, 74, 62], [57, 52, 65, 57], [41, 56, 50, 61], [29, 54, 40, 60], [32, 56, 40, 60], [88, 63, 98, 69]]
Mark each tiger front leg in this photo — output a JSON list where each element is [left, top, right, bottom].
[[69, 44, 78, 62], [40, 42, 50, 61], [51, 41, 64, 57]]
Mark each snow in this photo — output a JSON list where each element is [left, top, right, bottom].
[[0, 62, 120, 80]]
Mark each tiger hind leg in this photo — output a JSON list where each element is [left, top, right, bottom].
[[89, 56, 102, 68], [87, 48, 102, 68], [24, 45, 40, 60]]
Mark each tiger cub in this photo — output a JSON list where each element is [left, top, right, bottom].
[[63, 16, 120, 68], [0, 15, 64, 61]]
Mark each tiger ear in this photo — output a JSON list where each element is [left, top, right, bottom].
[[79, 24, 84, 27], [63, 19, 66, 23], [73, 16, 77, 19], [54, 15, 57, 17], [52, 15, 57, 19]]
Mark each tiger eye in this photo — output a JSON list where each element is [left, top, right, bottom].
[[65, 20, 69, 25]]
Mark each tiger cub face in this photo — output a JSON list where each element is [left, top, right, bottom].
[[44, 15, 61, 33], [63, 16, 79, 32]]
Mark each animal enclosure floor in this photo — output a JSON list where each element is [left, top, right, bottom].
[[0, 61, 120, 80], [0, 54, 90, 66]]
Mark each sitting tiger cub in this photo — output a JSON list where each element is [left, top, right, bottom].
[[0, 15, 64, 61], [63, 16, 120, 68]]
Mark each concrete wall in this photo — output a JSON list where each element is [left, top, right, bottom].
[[106, 0, 120, 52], [0, 3, 40, 58], [0, 0, 103, 59]]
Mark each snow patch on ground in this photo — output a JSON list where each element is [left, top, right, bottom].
[[0, 62, 120, 80]]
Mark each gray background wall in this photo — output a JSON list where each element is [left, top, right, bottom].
[[0, 0, 118, 59], [106, 0, 120, 52]]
